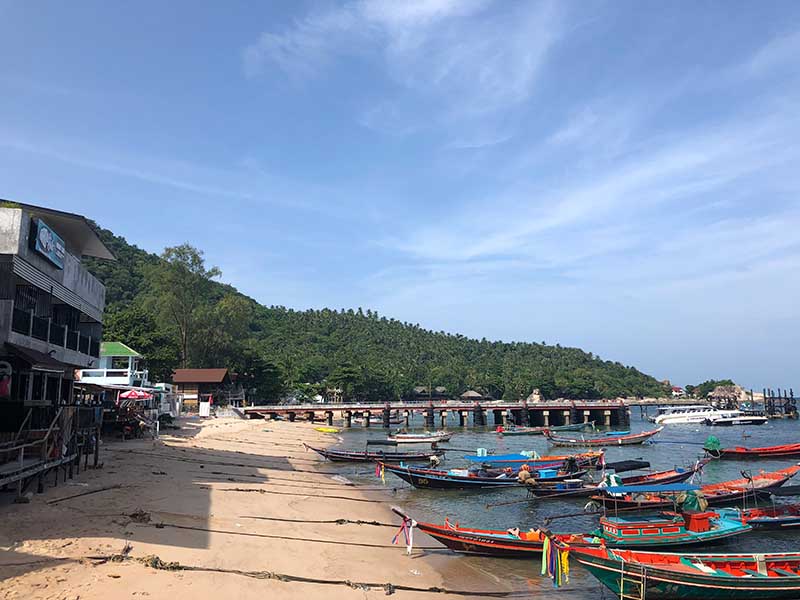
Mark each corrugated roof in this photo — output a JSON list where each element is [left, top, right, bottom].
[[172, 368, 230, 383], [101, 341, 141, 357]]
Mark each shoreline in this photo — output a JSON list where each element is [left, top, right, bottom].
[[0, 417, 520, 599]]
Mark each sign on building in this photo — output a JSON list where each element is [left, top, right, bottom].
[[30, 218, 66, 269]]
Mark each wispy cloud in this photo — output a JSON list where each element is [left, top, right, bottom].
[[244, 0, 562, 128], [743, 30, 800, 78]]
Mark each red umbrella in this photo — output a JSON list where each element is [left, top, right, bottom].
[[119, 389, 153, 400]]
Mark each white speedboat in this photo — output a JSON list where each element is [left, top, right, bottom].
[[653, 405, 741, 425], [706, 413, 769, 426], [388, 430, 454, 444]]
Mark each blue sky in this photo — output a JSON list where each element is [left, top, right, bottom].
[[1, 1, 799, 389]]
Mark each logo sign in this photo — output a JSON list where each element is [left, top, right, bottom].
[[30, 218, 66, 269]]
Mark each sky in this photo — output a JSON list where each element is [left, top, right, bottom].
[[1, 1, 799, 390]]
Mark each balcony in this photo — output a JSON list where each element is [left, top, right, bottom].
[[79, 368, 150, 387], [8, 306, 101, 359]]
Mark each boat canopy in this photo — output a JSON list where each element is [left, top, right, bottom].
[[603, 483, 701, 494]]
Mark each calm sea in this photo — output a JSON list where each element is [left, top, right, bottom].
[[323, 410, 800, 598]]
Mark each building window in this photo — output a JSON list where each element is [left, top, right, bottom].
[[46, 374, 60, 404], [31, 372, 45, 404]]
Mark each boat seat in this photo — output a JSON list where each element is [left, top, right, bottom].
[[686, 561, 733, 577], [742, 569, 768, 577], [772, 568, 797, 577]]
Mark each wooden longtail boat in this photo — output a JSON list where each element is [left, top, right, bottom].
[[529, 463, 703, 498], [388, 431, 454, 444], [380, 462, 588, 489], [571, 546, 800, 599], [498, 421, 595, 436], [722, 504, 800, 529], [593, 465, 800, 508], [706, 442, 800, 460], [544, 426, 664, 447], [303, 444, 443, 463], [463, 451, 603, 469], [393, 503, 749, 558]]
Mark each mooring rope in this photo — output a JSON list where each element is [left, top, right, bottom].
[[200, 486, 389, 503], [143, 521, 443, 550], [240, 515, 396, 527], [86, 552, 527, 597]]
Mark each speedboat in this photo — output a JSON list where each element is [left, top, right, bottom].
[[653, 405, 741, 425]]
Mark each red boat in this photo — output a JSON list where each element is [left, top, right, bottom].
[[727, 503, 800, 529], [594, 465, 800, 509], [706, 442, 800, 460]]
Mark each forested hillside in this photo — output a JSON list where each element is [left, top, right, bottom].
[[84, 225, 667, 402]]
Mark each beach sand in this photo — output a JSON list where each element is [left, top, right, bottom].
[[0, 417, 523, 599]]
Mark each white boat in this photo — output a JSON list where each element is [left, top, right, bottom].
[[652, 405, 741, 425], [387, 430, 454, 444], [706, 413, 769, 426]]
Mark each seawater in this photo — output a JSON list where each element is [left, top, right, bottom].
[[321, 411, 800, 598]]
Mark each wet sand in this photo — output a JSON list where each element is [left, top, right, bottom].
[[0, 417, 522, 599]]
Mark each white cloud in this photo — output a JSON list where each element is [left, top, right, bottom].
[[743, 30, 800, 77], [244, 1, 562, 124]]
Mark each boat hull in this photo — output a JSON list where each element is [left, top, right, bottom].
[[573, 549, 800, 600], [304, 444, 442, 463], [545, 427, 663, 447]]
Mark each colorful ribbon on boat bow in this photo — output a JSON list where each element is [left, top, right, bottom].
[[392, 515, 416, 555], [540, 535, 569, 588]]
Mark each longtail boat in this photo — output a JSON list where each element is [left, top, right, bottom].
[[380, 462, 588, 489], [498, 421, 595, 436], [528, 463, 704, 498], [463, 450, 603, 469], [303, 443, 443, 463], [571, 546, 800, 599], [544, 426, 663, 447], [392, 501, 749, 557], [593, 465, 800, 508], [704, 438, 800, 460], [388, 430, 454, 444], [722, 503, 800, 529]]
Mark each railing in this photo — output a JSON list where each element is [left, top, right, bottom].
[[66, 329, 79, 351], [31, 315, 49, 341], [8, 306, 101, 359], [49, 322, 66, 345], [11, 307, 30, 335]]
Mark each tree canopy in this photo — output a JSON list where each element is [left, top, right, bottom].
[[85, 224, 667, 402]]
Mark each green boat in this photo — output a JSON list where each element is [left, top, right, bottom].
[[571, 546, 800, 599], [499, 421, 595, 436]]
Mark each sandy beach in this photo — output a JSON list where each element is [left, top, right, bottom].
[[0, 417, 523, 600]]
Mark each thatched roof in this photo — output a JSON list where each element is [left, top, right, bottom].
[[460, 390, 483, 399]]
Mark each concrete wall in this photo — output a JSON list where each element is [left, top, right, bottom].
[[0, 208, 22, 254], [0, 207, 105, 317]]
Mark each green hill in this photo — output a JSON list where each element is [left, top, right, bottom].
[[84, 224, 666, 402]]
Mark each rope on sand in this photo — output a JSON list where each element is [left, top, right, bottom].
[[240, 515, 397, 527], [144, 521, 443, 550], [199, 486, 388, 503], [89, 552, 526, 597], [47, 484, 124, 505]]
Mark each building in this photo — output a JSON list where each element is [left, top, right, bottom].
[[0, 200, 113, 494], [0, 201, 113, 428], [671, 386, 685, 398], [172, 368, 232, 411], [77, 341, 150, 387]]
